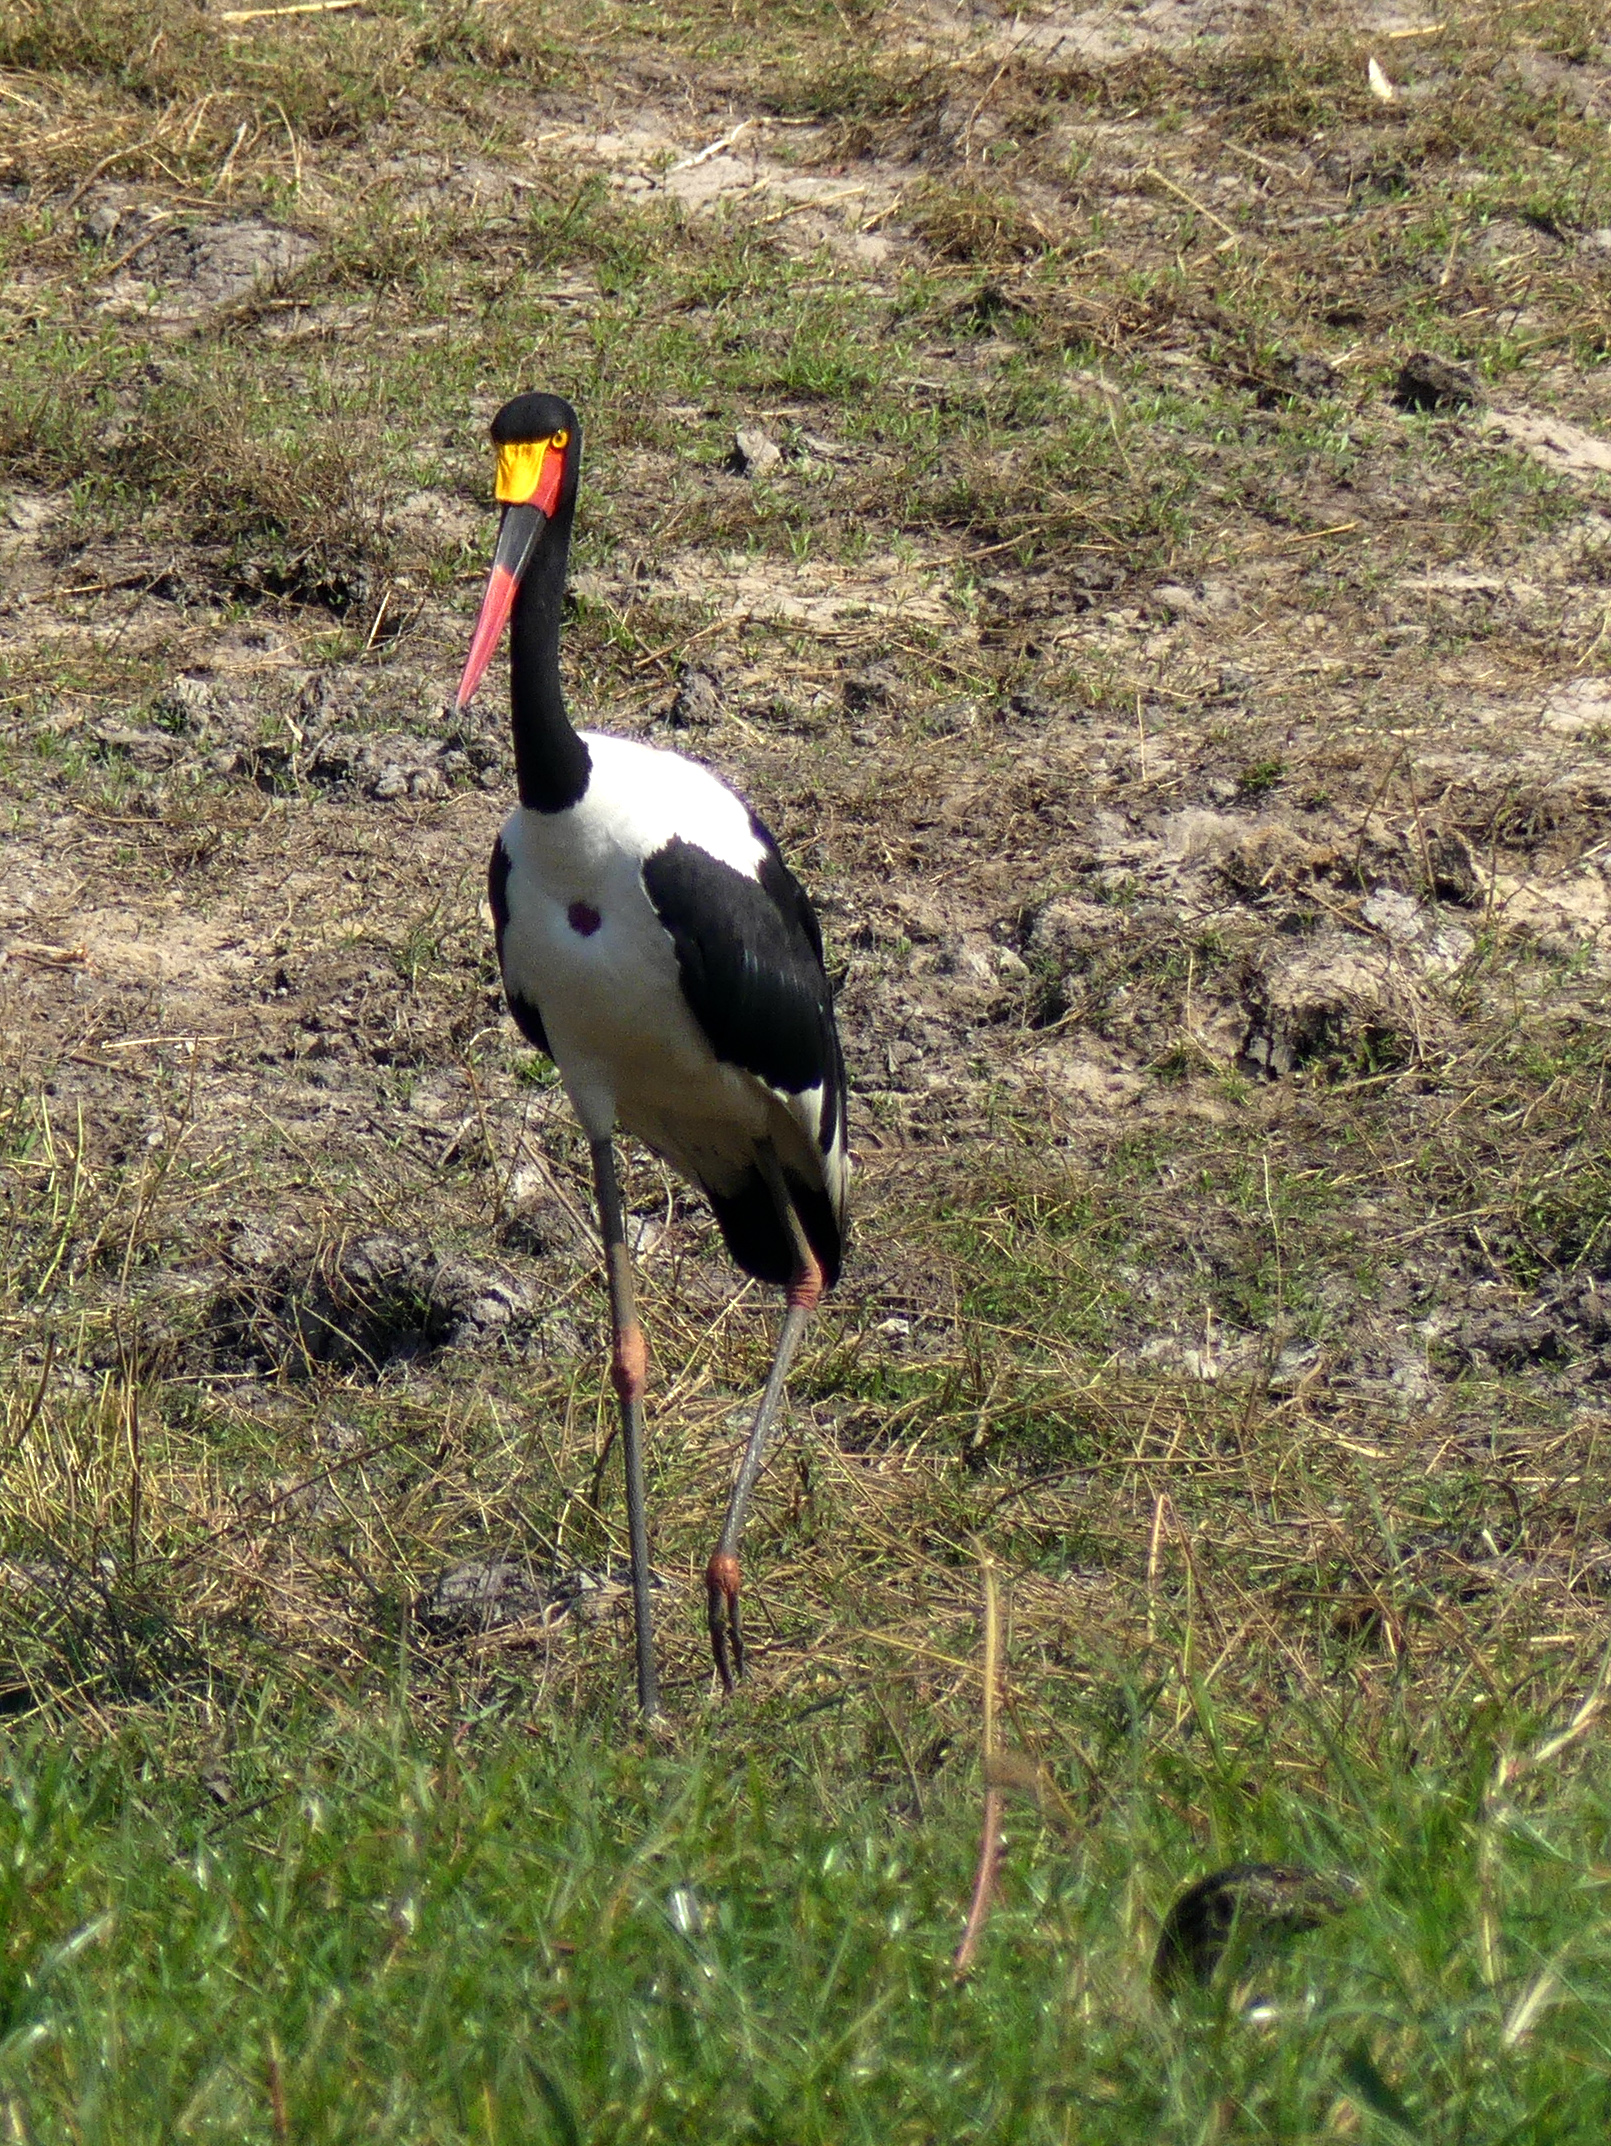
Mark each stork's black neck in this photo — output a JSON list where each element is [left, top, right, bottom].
[[510, 498, 590, 814]]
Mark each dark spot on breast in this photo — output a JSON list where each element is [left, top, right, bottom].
[[567, 901, 602, 937]]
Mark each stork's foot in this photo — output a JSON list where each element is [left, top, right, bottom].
[[705, 1549, 744, 1694]]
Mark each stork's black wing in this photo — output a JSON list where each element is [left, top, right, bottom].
[[641, 826, 847, 1287], [641, 833, 836, 1098]]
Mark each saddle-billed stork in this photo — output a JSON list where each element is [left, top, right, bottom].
[[455, 391, 848, 1718]]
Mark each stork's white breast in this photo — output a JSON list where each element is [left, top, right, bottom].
[[495, 733, 771, 1141]]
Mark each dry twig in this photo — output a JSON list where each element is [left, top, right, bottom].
[[953, 1558, 1003, 1977]]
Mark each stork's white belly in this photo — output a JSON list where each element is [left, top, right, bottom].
[[495, 735, 781, 1178]]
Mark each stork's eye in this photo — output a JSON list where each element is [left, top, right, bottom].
[[551, 428, 570, 450]]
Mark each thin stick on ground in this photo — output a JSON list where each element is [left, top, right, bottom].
[[216, 0, 365, 20], [953, 1557, 1003, 1978]]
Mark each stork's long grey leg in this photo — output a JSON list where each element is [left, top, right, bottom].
[[590, 1136, 659, 1720], [707, 1148, 822, 1693]]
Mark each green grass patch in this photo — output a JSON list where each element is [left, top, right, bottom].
[[0, 1688, 1608, 2140]]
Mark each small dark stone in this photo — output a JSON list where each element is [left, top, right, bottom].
[[1154, 1862, 1363, 1997], [1424, 829, 1478, 905], [1394, 352, 1481, 413], [668, 664, 722, 728]]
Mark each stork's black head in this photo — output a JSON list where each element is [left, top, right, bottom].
[[487, 390, 581, 519], [455, 392, 582, 711], [490, 390, 579, 447]]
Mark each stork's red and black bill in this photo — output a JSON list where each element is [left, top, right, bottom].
[[455, 503, 544, 711]]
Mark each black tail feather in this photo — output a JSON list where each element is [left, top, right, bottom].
[[704, 1163, 843, 1291]]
